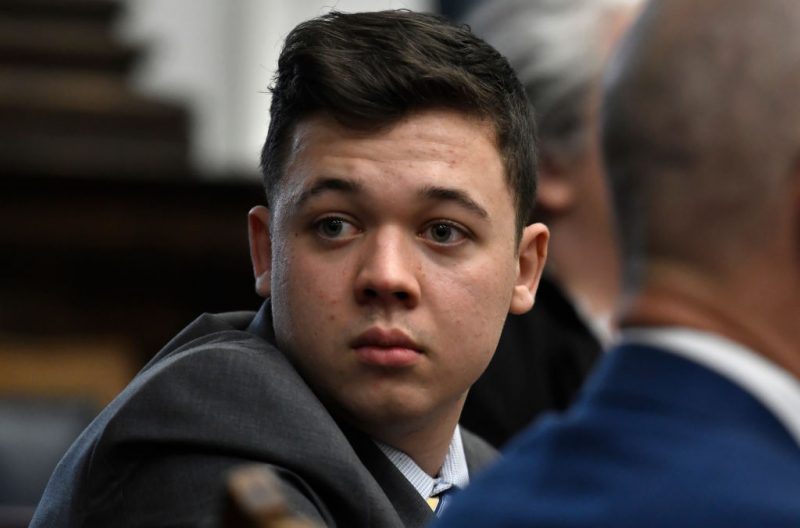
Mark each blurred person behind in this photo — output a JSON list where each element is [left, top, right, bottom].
[[459, 0, 640, 447], [435, 0, 800, 525]]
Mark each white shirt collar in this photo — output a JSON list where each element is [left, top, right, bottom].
[[375, 425, 469, 499], [620, 326, 800, 446]]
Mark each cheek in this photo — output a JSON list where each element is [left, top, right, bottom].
[[433, 254, 517, 344], [272, 242, 348, 330], [271, 257, 342, 376], [458, 248, 517, 305]]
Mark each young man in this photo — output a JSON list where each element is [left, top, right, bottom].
[[436, 0, 800, 525], [31, 10, 548, 528]]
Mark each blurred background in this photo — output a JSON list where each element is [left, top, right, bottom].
[[0, 0, 489, 525]]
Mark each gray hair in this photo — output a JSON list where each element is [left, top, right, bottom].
[[465, 0, 640, 160]]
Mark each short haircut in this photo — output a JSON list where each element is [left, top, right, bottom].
[[601, 0, 800, 280], [261, 9, 537, 233], [466, 0, 639, 164]]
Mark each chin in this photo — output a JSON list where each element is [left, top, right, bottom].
[[343, 394, 434, 431]]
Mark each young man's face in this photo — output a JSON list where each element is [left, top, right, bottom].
[[249, 109, 547, 441]]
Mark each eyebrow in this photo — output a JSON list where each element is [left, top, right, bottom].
[[419, 185, 489, 219], [294, 177, 363, 208], [293, 178, 489, 219]]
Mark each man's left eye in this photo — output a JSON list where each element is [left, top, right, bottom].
[[422, 222, 467, 244]]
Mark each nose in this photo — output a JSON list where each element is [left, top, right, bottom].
[[354, 228, 420, 309]]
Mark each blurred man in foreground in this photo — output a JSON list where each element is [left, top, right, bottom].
[[31, 9, 548, 528], [436, 0, 800, 524], [460, 0, 640, 447]]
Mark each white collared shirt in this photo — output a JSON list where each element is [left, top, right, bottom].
[[374, 425, 469, 499], [620, 326, 800, 447]]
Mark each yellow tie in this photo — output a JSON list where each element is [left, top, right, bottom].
[[428, 487, 458, 515]]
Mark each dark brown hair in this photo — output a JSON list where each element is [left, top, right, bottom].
[[261, 9, 537, 233]]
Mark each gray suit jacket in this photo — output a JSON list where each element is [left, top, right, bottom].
[[31, 302, 497, 528]]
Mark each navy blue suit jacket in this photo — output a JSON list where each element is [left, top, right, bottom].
[[435, 343, 800, 527]]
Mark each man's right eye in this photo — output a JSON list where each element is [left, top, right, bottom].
[[314, 217, 359, 240]]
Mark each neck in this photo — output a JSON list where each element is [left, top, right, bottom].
[[348, 395, 465, 477], [619, 259, 800, 380], [393, 413, 460, 477], [546, 219, 621, 327]]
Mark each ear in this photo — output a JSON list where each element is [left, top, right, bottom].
[[537, 152, 577, 214], [509, 222, 549, 314], [247, 206, 272, 298]]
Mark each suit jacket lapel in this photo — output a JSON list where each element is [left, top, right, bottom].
[[338, 424, 434, 527], [461, 427, 499, 476]]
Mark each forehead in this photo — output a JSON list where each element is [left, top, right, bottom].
[[275, 110, 512, 211]]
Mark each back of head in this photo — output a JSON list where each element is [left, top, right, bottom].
[[261, 10, 536, 232], [602, 0, 800, 286]]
